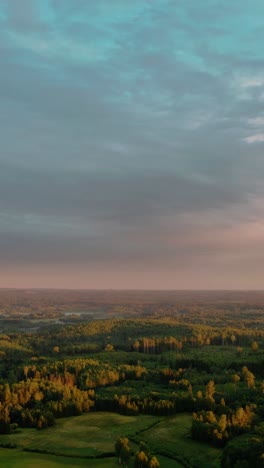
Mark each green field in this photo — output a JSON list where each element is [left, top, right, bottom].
[[0, 449, 118, 468], [0, 412, 159, 457], [140, 414, 221, 468], [0, 450, 182, 468], [0, 412, 221, 467]]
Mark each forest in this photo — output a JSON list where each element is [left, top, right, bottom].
[[0, 289, 264, 467]]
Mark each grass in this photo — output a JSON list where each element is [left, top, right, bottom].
[[135, 413, 222, 468], [157, 456, 184, 467], [0, 412, 222, 467], [0, 412, 159, 458], [0, 449, 180, 468], [0, 449, 118, 467]]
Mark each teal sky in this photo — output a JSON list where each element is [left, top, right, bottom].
[[1, 0, 264, 289]]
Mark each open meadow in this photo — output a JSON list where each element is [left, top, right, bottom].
[[0, 413, 159, 457], [0, 412, 221, 467]]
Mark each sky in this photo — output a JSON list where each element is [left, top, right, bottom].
[[1, 0, 264, 289]]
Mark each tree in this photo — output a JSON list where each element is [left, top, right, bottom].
[[120, 444, 131, 467], [115, 437, 131, 466], [105, 344, 114, 352], [251, 341, 258, 352], [149, 456, 160, 468], [232, 374, 240, 385], [206, 380, 215, 402], [133, 340, 140, 352], [242, 367, 255, 389], [0, 406, 10, 434], [218, 414, 227, 432], [230, 334, 236, 345], [135, 450, 148, 467], [134, 442, 160, 468], [232, 374, 240, 393]]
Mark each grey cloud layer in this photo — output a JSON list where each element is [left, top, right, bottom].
[[1, 0, 264, 286]]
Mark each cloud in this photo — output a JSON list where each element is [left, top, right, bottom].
[[239, 78, 264, 88], [244, 134, 264, 144], [248, 117, 264, 126], [1, 0, 264, 287]]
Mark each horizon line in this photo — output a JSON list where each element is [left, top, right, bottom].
[[1, 287, 264, 292]]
